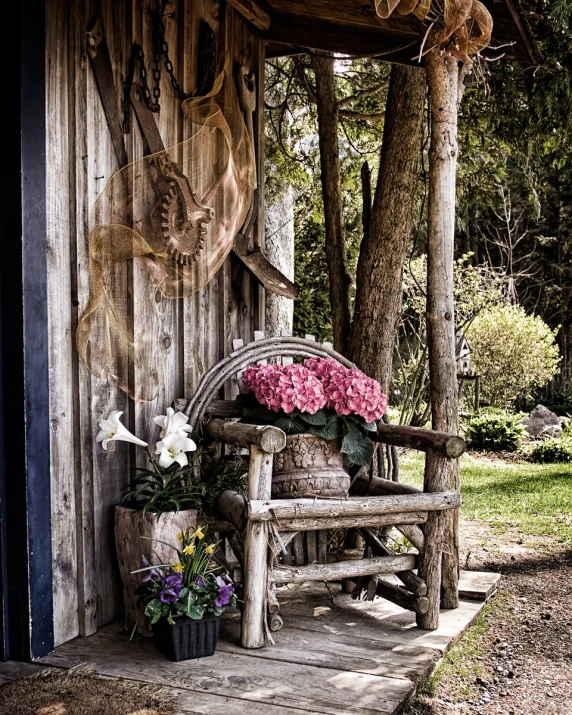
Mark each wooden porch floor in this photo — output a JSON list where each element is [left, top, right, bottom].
[[9, 571, 499, 715]]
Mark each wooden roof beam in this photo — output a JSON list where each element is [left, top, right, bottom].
[[227, 0, 271, 31], [262, 15, 419, 60]]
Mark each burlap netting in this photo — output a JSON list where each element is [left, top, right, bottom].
[[76, 67, 254, 401], [375, 0, 493, 60]]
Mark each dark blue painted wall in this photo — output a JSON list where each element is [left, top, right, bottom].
[[1, 0, 54, 661]]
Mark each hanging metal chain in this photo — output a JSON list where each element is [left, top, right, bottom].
[[155, 17, 190, 101], [123, 43, 161, 133], [123, 14, 190, 133]]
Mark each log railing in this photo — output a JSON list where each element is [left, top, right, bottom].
[[175, 397, 467, 459]]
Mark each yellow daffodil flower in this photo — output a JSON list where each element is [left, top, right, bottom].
[[205, 543, 216, 555], [172, 562, 184, 572], [183, 544, 195, 555], [193, 527, 205, 540], [177, 532, 184, 543]]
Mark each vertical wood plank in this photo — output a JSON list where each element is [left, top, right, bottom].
[[293, 533, 305, 565], [184, 0, 222, 399], [305, 531, 318, 565], [89, 0, 131, 627], [46, 0, 79, 647], [131, 0, 180, 468], [318, 530, 328, 564], [70, 0, 98, 637]]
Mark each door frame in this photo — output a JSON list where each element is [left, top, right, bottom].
[[0, 0, 54, 661]]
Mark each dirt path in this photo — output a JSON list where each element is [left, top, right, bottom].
[[403, 519, 572, 715]]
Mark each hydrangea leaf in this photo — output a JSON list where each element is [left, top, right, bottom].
[[341, 428, 374, 466], [308, 413, 339, 440], [299, 409, 327, 426], [275, 414, 307, 434]]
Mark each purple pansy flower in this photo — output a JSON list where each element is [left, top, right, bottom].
[[214, 575, 234, 608], [164, 573, 183, 590], [159, 588, 178, 604], [141, 556, 160, 583], [160, 572, 183, 601], [194, 576, 206, 587]]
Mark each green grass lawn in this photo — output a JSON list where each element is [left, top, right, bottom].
[[399, 451, 572, 548]]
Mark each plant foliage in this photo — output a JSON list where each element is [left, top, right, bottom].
[[524, 437, 572, 464], [133, 526, 237, 625], [467, 305, 560, 408], [123, 464, 205, 519], [465, 410, 525, 452]]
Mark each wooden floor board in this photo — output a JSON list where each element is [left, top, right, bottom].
[[458, 570, 501, 600], [33, 576, 497, 715], [38, 629, 413, 715], [276, 583, 483, 655], [218, 620, 436, 682]]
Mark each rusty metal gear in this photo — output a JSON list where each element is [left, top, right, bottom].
[[161, 185, 212, 266]]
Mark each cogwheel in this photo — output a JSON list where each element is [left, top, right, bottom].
[[161, 187, 209, 266]]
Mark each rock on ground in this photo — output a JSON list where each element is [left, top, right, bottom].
[[521, 405, 561, 438]]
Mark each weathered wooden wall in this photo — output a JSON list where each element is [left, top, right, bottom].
[[46, 0, 264, 647]]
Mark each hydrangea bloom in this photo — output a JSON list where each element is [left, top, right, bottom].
[[242, 357, 387, 423], [305, 358, 388, 423], [242, 363, 327, 414], [326, 367, 388, 423]]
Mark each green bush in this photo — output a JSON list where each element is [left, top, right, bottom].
[[525, 437, 572, 464], [465, 410, 525, 451], [467, 305, 560, 408]]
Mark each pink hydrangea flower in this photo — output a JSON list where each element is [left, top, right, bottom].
[[241, 364, 326, 414], [304, 358, 388, 423], [242, 357, 387, 423], [303, 357, 347, 391]]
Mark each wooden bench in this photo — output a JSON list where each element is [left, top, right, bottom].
[[177, 335, 465, 649]]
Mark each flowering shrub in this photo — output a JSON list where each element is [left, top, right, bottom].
[[242, 363, 327, 414], [97, 407, 204, 518], [133, 525, 237, 625], [239, 358, 388, 467]]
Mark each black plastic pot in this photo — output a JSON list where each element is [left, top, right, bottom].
[[153, 613, 221, 661]]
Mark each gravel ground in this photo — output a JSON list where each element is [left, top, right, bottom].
[[403, 519, 572, 715]]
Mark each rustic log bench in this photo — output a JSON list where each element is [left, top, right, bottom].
[[177, 335, 465, 649]]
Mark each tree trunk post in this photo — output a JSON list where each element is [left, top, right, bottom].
[[349, 64, 426, 390], [417, 49, 462, 629], [311, 52, 353, 353]]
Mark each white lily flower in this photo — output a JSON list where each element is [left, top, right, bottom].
[[96, 411, 148, 451], [155, 432, 197, 469], [153, 407, 193, 439]]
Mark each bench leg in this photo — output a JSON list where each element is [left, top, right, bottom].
[[241, 445, 273, 648], [241, 520, 269, 648]]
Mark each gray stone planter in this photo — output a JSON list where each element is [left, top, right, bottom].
[[272, 433, 350, 499]]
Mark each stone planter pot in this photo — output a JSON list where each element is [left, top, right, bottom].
[[272, 433, 350, 499], [114, 506, 197, 636]]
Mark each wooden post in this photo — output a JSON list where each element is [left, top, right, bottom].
[[418, 49, 464, 629], [241, 445, 273, 648]]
